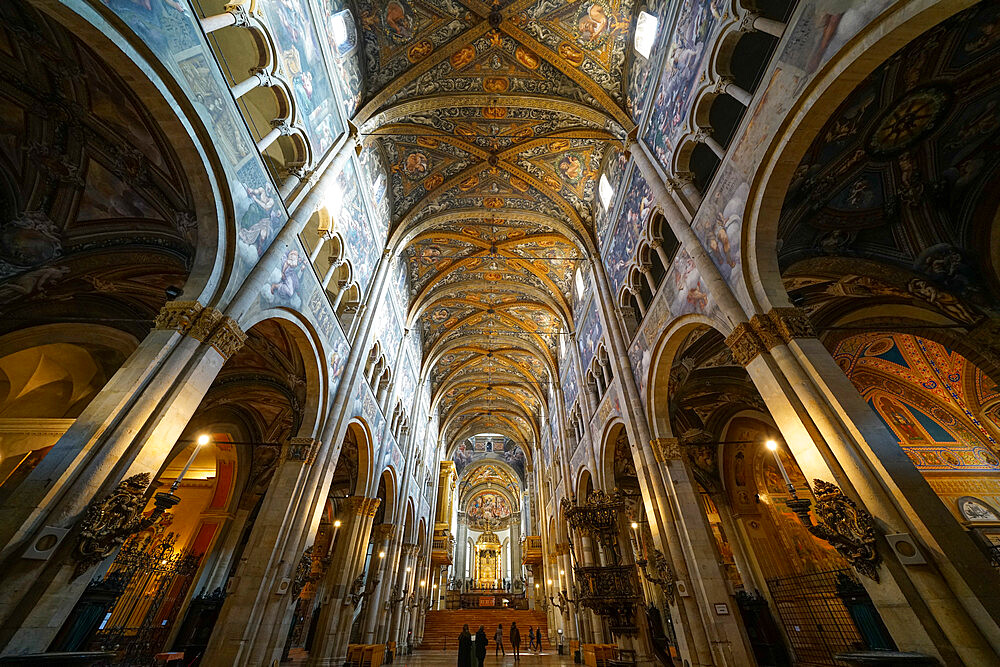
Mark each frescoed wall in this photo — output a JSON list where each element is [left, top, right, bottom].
[[643, 0, 726, 168], [319, 0, 364, 119], [577, 296, 603, 372], [98, 0, 289, 283], [602, 165, 653, 297], [258, 0, 341, 154], [337, 161, 381, 297], [625, 0, 670, 123], [560, 340, 580, 410]]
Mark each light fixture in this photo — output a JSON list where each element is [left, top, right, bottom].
[[406, 567, 411, 572], [535, 583, 540, 589], [196, 433, 211, 446], [334, 519, 342, 528], [547, 579, 552, 585], [630, 521, 638, 530], [379, 551, 386, 559], [420, 580, 426, 587], [765, 439, 778, 451], [558, 569, 564, 576]]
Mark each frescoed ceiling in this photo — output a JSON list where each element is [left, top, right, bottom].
[[348, 0, 644, 454]]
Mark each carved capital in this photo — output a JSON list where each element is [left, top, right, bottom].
[[373, 523, 395, 542], [188, 307, 224, 343], [250, 66, 277, 87], [738, 11, 761, 33], [284, 437, 320, 464], [650, 437, 682, 463], [713, 76, 734, 95], [154, 300, 203, 334], [768, 307, 816, 343], [725, 322, 766, 367], [271, 118, 293, 135], [693, 127, 713, 143], [210, 317, 247, 360], [750, 314, 782, 350], [225, 2, 253, 28]]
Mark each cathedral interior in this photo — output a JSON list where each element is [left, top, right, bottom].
[[0, 0, 999, 665]]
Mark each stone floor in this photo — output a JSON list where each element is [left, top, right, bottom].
[[393, 649, 576, 666]]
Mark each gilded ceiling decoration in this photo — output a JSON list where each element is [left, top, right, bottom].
[[351, 0, 638, 454]]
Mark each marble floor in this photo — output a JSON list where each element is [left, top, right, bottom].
[[394, 650, 576, 666]]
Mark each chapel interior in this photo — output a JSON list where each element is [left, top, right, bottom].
[[0, 0, 999, 666]]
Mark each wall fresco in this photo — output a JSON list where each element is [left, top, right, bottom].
[[560, 346, 580, 410], [603, 164, 653, 297], [98, 0, 289, 284], [625, 0, 671, 123], [337, 160, 381, 297], [577, 295, 603, 372], [319, 0, 364, 118], [259, 0, 341, 154], [643, 0, 726, 167]]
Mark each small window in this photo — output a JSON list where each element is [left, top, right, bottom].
[[330, 10, 357, 56], [574, 266, 586, 299], [599, 172, 614, 209], [634, 11, 658, 59]]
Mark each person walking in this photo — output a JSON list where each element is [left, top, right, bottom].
[[529, 626, 536, 651], [475, 625, 488, 667], [510, 622, 521, 660], [494, 623, 505, 656], [459, 624, 473, 667]]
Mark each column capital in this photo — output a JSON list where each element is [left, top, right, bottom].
[[737, 11, 761, 33], [693, 127, 713, 143], [712, 76, 735, 95], [750, 313, 782, 350], [343, 496, 381, 517], [189, 308, 246, 360], [270, 118, 293, 135], [373, 523, 395, 542], [767, 307, 816, 342], [249, 66, 277, 88], [225, 2, 254, 28], [283, 437, 320, 464], [650, 437, 682, 463], [725, 321, 766, 367], [154, 300, 203, 334]]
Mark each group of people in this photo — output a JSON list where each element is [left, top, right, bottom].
[[457, 622, 543, 665]]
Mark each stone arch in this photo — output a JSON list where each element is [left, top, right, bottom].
[[645, 314, 732, 437], [237, 309, 327, 440], [376, 466, 399, 525], [742, 1, 975, 312]]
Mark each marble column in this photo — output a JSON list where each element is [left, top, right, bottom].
[[360, 523, 395, 642], [455, 512, 468, 581]]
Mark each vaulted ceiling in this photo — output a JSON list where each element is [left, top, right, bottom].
[[353, 0, 641, 451]]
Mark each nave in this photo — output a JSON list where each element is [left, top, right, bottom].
[[0, 0, 999, 666]]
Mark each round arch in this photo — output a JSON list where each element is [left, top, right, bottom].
[[741, 1, 975, 311]]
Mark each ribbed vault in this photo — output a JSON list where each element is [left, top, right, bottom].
[[356, 0, 640, 453]]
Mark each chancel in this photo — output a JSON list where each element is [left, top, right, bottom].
[[0, 1, 999, 666]]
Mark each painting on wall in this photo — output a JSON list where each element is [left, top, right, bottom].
[[336, 161, 381, 298], [577, 295, 603, 373], [467, 491, 512, 528], [320, 0, 363, 118], [99, 0, 292, 283], [259, 0, 341, 154], [664, 248, 716, 317], [560, 347, 580, 410], [643, 0, 726, 168], [602, 164, 653, 297], [454, 439, 526, 481]]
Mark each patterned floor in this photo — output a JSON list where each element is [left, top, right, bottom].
[[393, 649, 576, 666]]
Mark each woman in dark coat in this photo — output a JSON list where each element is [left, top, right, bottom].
[[510, 622, 521, 660], [458, 624, 473, 667], [475, 625, 488, 667]]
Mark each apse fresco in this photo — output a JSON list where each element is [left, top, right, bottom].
[[834, 333, 1000, 471], [258, 0, 340, 154], [603, 165, 653, 296], [577, 296, 603, 372], [643, 0, 726, 167], [453, 439, 526, 481], [467, 490, 512, 528], [319, 0, 364, 118]]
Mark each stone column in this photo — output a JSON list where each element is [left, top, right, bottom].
[[257, 119, 291, 153], [202, 437, 326, 664], [729, 309, 1000, 664], [455, 512, 468, 580], [232, 67, 276, 99], [0, 303, 244, 653], [361, 524, 395, 642], [200, 1, 253, 33], [509, 512, 521, 588], [312, 497, 381, 665]]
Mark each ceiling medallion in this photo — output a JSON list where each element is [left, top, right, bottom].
[[867, 85, 952, 158]]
